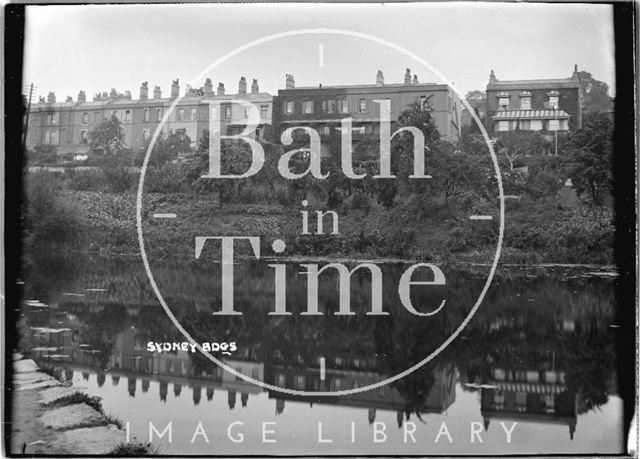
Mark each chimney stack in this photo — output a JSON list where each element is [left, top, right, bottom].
[[285, 74, 295, 89], [404, 68, 411, 85], [171, 79, 180, 98], [77, 90, 86, 104], [153, 86, 162, 99], [124, 90, 132, 99], [109, 88, 117, 98], [238, 76, 247, 95], [251, 78, 259, 94], [376, 70, 384, 86], [66, 95, 73, 102], [140, 82, 148, 100], [489, 69, 497, 84], [47, 92, 56, 104], [217, 82, 225, 96], [413, 74, 419, 84], [204, 78, 214, 96]]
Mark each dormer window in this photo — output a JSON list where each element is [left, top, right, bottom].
[[519, 91, 532, 110], [547, 90, 560, 109], [497, 92, 510, 110]]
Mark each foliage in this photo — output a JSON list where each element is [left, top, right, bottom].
[[67, 169, 107, 192], [136, 129, 192, 167], [562, 112, 613, 206], [577, 70, 611, 113], [494, 131, 551, 170], [89, 115, 136, 192], [25, 172, 82, 247], [30, 144, 59, 164], [145, 162, 187, 193]]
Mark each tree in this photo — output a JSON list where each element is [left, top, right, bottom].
[[577, 70, 611, 113], [89, 115, 133, 192], [494, 131, 550, 171], [142, 129, 192, 167], [562, 112, 613, 206]]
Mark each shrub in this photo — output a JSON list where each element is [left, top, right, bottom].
[[25, 172, 82, 247], [145, 163, 185, 193], [67, 169, 106, 191]]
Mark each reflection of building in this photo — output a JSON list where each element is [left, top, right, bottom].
[[273, 69, 462, 143], [265, 358, 456, 425], [486, 66, 582, 135], [481, 366, 578, 440]]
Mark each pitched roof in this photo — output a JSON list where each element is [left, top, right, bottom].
[[492, 109, 570, 120]]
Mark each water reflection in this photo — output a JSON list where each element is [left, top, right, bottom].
[[16, 253, 622, 454]]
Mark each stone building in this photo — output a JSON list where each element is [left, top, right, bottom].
[[272, 68, 462, 144]]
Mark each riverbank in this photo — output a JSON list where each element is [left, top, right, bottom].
[[27, 175, 615, 265], [10, 354, 150, 455]]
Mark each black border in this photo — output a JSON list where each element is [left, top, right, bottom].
[[3, 1, 637, 457]]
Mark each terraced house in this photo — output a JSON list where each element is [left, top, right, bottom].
[[26, 77, 273, 161], [272, 68, 462, 144]]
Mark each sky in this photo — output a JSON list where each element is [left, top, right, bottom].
[[23, 3, 616, 102]]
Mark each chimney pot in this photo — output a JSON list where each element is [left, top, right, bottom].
[[217, 82, 225, 96], [140, 81, 149, 100], [376, 70, 384, 86], [171, 79, 180, 98], [404, 68, 412, 85], [238, 76, 247, 96], [285, 74, 295, 89], [413, 74, 419, 84], [204, 78, 214, 96], [77, 90, 86, 104]]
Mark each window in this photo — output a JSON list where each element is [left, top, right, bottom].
[[284, 101, 294, 114], [359, 99, 366, 113], [82, 112, 89, 124], [294, 375, 305, 390], [143, 108, 150, 122], [224, 106, 232, 119], [50, 112, 59, 125], [419, 96, 427, 108], [498, 97, 509, 110], [156, 108, 163, 121], [143, 129, 151, 141], [124, 110, 131, 123], [548, 119, 559, 131], [496, 120, 510, 132], [548, 96, 559, 109], [80, 129, 88, 144], [302, 100, 313, 114], [339, 98, 349, 114], [520, 97, 531, 110], [49, 130, 59, 144], [323, 126, 330, 136], [322, 100, 336, 113], [191, 107, 197, 121], [178, 108, 185, 121], [260, 105, 269, 118]]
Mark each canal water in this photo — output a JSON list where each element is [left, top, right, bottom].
[[15, 252, 624, 455]]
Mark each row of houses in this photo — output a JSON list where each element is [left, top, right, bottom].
[[25, 66, 584, 160]]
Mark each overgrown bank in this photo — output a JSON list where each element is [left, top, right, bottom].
[[27, 181, 614, 265]]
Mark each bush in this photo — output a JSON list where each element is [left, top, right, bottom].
[[25, 172, 82, 247], [67, 169, 106, 191], [145, 163, 185, 193]]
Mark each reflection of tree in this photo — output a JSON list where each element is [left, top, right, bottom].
[[75, 304, 129, 369], [23, 251, 88, 303]]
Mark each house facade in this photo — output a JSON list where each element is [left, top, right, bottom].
[[272, 69, 462, 144], [486, 66, 583, 137], [26, 77, 273, 160]]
